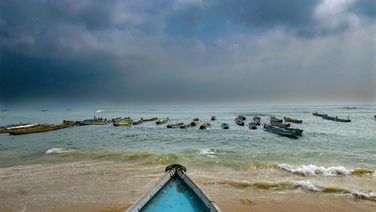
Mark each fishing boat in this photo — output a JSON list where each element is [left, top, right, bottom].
[[167, 122, 184, 128], [283, 117, 302, 124], [79, 119, 108, 125], [237, 115, 246, 121], [127, 164, 220, 212], [8, 121, 75, 135], [322, 115, 351, 122], [141, 117, 158, 122], [252, 116, 261, 125], [263, 124, 298, 139], [193, 118, 199, 122], [133, 120, 144, 125], [113, 120, 132, 127], [199, 123, 211, 130], [235, 117, 245, 126], [0, 123, 44, 134], [156, 118, 169, 125], [270, 116, 283, 123], [112, 117, 131, 122], [313, 112, 326, 117], [270, 122, 291, 128], [211, 116, 216, 121], [221, 123, 229, 129], [248, 123, 257, 130]]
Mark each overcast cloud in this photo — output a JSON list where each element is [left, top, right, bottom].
[[0, 0, 375, 104]]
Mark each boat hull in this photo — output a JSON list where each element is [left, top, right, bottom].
[[127, 164, 220, 212]]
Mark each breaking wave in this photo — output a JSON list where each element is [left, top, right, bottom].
[[45, 148, 76, 155], [278, 164, 375, 177], [204, 178, 376, 201]]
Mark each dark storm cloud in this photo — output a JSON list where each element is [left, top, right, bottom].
[[0, 0, 375, 104]]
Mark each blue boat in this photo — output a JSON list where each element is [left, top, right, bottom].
[[263, 124, 298, 139], [128, 164, 220, 212]]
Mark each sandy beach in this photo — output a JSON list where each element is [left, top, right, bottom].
[[1, 160, 375, 212]]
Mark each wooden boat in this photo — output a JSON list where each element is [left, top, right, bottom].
[[322, 115, 351, 122], [237, 115, 246, 121], [253, 116, 261, 125], [270, 116, 282, 123], [248, 123, 257, 130], [263, 124, 298, 139], [156, 118, 169, 125], [9, 122, 75, 135], [270, 122, 291, 128], [141, 117, 158, 122], [235, 117, 245, 126], [211, 116, 216, 121], [283, 117, 302, 124], [133, 120, 144, 125], [112, 117, 131, 122], [199, 123, 211, 130], [313, 112, 326, 117], [127, 164, 220, 212], [193, 118, 199, 122], [79, 119, 108, 125], [221, 123, 229, 129], [0, 123, 45, 134], [167, 122, 184, 128], [113, 121, 132, 127]]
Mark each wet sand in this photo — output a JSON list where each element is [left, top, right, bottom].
[[1, 160, 375, 212]]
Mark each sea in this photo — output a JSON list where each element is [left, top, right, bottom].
[[1, 105, 376, 210]]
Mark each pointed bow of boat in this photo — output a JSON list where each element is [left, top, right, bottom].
[[127, 164, 221, 212]]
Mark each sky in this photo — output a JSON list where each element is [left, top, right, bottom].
[[0, 0, 375, 106]]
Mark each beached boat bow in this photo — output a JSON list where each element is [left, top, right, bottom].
[[127, 164, 220, 212]]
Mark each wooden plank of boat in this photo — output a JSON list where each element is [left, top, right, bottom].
[[127, 164, 220, 212], [283, 117, 302, 124]]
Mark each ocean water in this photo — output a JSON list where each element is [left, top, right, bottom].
[[1, 105, 376, 209]]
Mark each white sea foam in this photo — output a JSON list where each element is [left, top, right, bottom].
[[45, 148, 75, 155], [96, 110, 103, 113], [279, 164, 354, 176], [199, 148, 216, 158], [294, 180, 322, 192]]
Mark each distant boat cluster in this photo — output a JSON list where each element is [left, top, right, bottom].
[[0, 111, 372, 138]]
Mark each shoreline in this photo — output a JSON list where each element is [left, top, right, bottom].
[[1, 160, 376, 211]]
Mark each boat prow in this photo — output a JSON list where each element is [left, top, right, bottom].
[[127, 164, 220, 212]]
